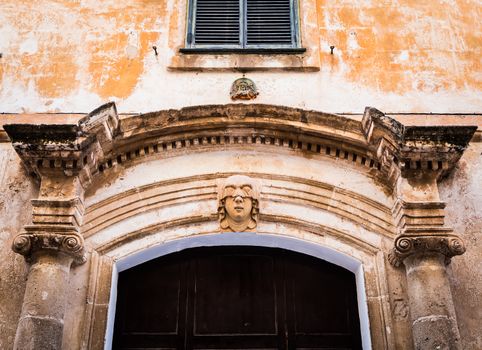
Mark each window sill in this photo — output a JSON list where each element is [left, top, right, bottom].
[[169, 47, 319, 72], [179, 47, 307, 55]]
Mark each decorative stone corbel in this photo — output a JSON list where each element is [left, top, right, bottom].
[[362, 107, 477, 187], [362, 107, 477, 350], [4, 102, 119, 350], [4, 102, 119, 189]]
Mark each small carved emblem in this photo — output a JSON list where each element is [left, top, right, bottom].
[[218, 175, 259, 232], [230, 77, 259, 100], [393, 299, 409, 321]]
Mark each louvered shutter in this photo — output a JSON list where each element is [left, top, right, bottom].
[[194, 0, 240, 45], [246, 0, 293, 46]]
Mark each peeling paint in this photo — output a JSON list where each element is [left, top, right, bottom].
[[0, 0, 480, 113]]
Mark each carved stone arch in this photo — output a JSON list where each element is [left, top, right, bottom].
[[78, 163, 398, 348], [4, 102, 476, 350]]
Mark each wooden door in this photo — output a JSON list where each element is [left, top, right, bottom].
[[113, 246, 362, 349]]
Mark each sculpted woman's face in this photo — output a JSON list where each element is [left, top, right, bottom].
[[219, 175, 258, 232], [224, 185, 253, 223]]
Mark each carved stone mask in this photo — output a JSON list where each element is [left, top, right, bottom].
[[218, 175, 259, 232]]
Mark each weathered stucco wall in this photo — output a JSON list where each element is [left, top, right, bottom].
[[0, 0, 481, 113], [0, 0, 480, 347], [440, 141, 482, 350], [0, 145, 36, 349]]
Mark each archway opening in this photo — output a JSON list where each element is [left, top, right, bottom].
[[112, 246, 362, 349]]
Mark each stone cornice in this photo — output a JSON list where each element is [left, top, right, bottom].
[[362, 107, 477, 180], [3, 103, 477, 267], [3, 103, 478, 191], [3, 102, 119, 189]]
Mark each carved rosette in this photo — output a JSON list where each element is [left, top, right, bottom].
[[388, 234, 465, 267], [12, 227, 86, 264]]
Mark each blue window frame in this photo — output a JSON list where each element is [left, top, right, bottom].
[[181, 0, 305, 53]]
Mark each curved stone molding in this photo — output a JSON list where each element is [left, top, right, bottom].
[[218, 175, 259, 232], [388, 233, 465, 267], [12, 227, 86, 264], [82, 173, 395, 239]]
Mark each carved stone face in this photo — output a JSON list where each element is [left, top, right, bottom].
[[219, 175, 259, 232], [224, 186, 253, 222]]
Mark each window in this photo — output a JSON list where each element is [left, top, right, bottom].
[[181, 0, 305, 53]]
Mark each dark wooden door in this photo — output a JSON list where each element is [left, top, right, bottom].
[[113, 247, 362, 349]]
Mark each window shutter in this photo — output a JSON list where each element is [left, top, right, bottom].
[[246, 0, 293, 45], [194, 0, 240, 45]]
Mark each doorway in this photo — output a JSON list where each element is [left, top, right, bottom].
[[113, 246, 362, 349]]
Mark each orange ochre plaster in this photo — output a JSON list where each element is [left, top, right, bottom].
[[0, 0, 480, 100]]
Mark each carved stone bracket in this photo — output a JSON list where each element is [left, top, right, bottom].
[[388, 231, 465, 267], [3, 102, 119, 189], [9, 195, 87, 264], [363, 107, 475, 269], [362, 107, 477, 184], [389, 199, 467, 267]]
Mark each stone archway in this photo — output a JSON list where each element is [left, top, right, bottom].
[[4, 103, 476, 350]]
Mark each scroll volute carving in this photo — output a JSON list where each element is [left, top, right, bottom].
[[218, 175, 259, 232]]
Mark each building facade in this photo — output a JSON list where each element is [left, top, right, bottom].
[[0, 1, 481, 349]]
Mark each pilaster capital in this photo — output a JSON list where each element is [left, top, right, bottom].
[[12, 225, 86, 265], [12, 195, 87, 264], [388, 230, 465, 267]]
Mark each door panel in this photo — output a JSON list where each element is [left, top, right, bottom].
[[193, 254, 277, 335], [113, 247, 362, 350]]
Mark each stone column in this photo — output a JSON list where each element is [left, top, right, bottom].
[[405, 253, 461, 349], [361, 107, 476, 350], [389, 177, 465, 350], [13, 253, 74, 349], [3, 102, 119, 349], [11, 184, 86, 350]]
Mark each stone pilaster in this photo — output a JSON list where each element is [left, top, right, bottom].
[[11, 179, 86, 350], [389, 175, 467, 350], [13, 253, 74, 350], [389, 196, 465, 350], [4, 102, 119, 350], [363, 108, 476, 350]]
